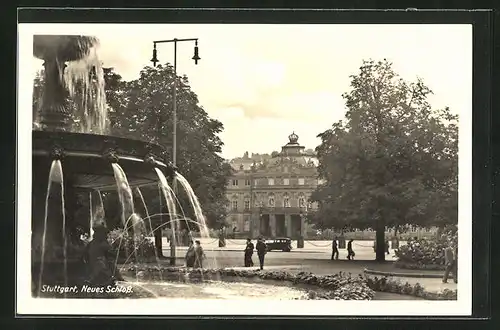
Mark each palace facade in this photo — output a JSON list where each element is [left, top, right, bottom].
[[225, 132, 319, 239]]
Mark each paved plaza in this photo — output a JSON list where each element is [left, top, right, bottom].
[[155, 238, 457, 294]]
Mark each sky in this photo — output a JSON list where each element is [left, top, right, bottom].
[[21, 24, 472, 160]]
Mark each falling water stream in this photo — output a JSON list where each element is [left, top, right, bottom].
[[38, 160, 67, 297], [89, 192, 93, 239], [154, 168, 179, 249], [174, 172, 217, 271], [64, 46, 108, 134], [135, 187, 163, 280], [89, 190, 106, 239], [111, 163, 141, 274], [34, 45, 108, 134], [175, 173, 211, 239]]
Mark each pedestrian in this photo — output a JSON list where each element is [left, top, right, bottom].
[[385, 239, 390, 255], [218, 227, 226, 247], [442, 238, 458, 283], [193, 240, 206, 269], [255, 237, 267, 270], [244, 238, 254, 267], [84, 225, 124, 286], [347, 239, 355, 260], [331, 237, 339, 260], [185, 240, 195, 267]]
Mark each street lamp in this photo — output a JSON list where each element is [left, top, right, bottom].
[[150, 38, 200, 168], [151, 38, 199, 265]]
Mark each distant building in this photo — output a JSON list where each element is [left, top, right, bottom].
[[225, 132, 320, 239]]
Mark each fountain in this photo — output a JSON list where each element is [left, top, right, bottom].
[[31, 35, 178, 295]]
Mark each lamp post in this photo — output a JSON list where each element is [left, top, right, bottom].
[[259, 206, 263, 239], [150, 38, 200, 168], [151, 38, 200, 265]]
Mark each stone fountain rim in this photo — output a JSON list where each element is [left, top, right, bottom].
[[32, 130, 174, 190], [32, 130, 169, 159]]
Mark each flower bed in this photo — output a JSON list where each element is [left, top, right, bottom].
[[394, 261, 445, 271], [394, 230, 457, 269], [365, 276, 457, 300], [124, 265, 375, 300]]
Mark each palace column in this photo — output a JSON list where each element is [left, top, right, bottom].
[[285, 214, 292, 237], [269, 214, 276, 237], [252, 213, 260, 238], [300, 214, 306, 237]]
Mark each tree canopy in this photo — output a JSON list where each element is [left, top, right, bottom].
[[310, 59, 458, 234]]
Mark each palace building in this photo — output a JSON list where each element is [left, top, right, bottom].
[[225, 132, 319, 239]]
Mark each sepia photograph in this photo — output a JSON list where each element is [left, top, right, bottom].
[[16, 22, 472, 316]]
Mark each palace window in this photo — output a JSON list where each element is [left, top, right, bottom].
[[232, 200, 238, 211], [283, 178, 290, 185], [268, 178, 275, 185], [284, 195, 290, 208], [244, 200, 250, 210], [245, 179, 251, 186], [254, 179, 259, 186], [298, 178, 305, 185], [232, 179, 239, 186]]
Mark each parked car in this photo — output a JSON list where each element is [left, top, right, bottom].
[[265, 238, 292, 252]]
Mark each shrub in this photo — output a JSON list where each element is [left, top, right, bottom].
[[109, 228, 157, 263], [364, 276, 457, 300], [394, 230, 457, 267]]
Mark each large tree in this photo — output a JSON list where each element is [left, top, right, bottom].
[[310, 59, 458, 261]]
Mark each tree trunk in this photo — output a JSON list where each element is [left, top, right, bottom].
[[375, 221, 386, 262]]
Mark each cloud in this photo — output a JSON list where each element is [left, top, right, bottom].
[[22, 24, 472, 159]]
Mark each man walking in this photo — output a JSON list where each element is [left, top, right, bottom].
[[347, 239, 355, 260], [193, 240, 206, 269], [255, 237, 267, 270], [244, 238, 254, 267], [443, 239, 458, 283], [331, 237, 339, 260]]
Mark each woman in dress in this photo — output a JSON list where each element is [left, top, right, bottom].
[[193, 240, 206, 269], [185, 240, 195, 267]]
